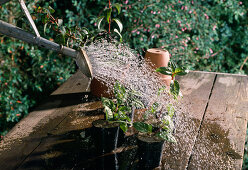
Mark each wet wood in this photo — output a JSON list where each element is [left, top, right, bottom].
[[52, 71, 90, 95], [187, 74, 248, 169], [0, 71, 247, 170], [161, 72, 216, 169], [0, 71, 89, 170]]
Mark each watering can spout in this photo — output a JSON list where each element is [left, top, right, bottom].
[[76, 48, 93, 78]]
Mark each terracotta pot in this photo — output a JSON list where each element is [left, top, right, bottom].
[[90, 78, 114, 98], [145, 48, 171, 86]]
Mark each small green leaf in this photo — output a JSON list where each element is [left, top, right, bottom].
[[131, 99, 144, 108], [113, 3, 121, 14], [41, 15, 48, 24], [147, 124, 153, 133], [133, 122, 152, 133], [104, 106, 113, 120], [174, 67, 189, 76], [157, 131, 176, 143], [43, 23, 48, 35], [169, 61, 177, 72], [113, 18, 123, 33], [114, 29, 123, 42], [158, 86, 166, 96], [48, 6, 55, 14], [156, 67, 172, 75], [55, 34, 65, 45], [60, 26, 66, 36], [170, 80, 180, 98], [106, 8, 112, 24], [120, 123, 128, 133], [58, 19, 63, 27], [167, 104, 175, 118], [81, 27, 89, 35], [97, 16, 105, 30]]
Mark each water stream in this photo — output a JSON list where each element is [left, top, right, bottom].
[[85, 40, 180, 116]]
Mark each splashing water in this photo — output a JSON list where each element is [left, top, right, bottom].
[[85, 40, 236, 169], [85, 40, 176, 110]]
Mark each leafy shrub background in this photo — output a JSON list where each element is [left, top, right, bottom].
[[65, 0, 248, 74], [0, 0, 75, 137], [0, 0, 248, 168]]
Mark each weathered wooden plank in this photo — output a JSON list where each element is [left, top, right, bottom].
[[161, 72, 216, 169], [187, 74, 248, 169], [18, 102, 104, 170], [2, 70, 247, 170], [0, 70, 89, 170], [190, 70, 248, 77], [17, 72, 216, 170], [52, 70, 90, 95]]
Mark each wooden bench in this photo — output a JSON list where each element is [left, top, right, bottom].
[[0, 71, 247, 169]]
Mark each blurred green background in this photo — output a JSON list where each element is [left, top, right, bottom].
[[0, 0, 247, 168]]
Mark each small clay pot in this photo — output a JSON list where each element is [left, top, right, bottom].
[[90, 78, 115, 98], [137, 134, 164, 169], [92, 119, 120, 154], [145, 48, 171, 86]]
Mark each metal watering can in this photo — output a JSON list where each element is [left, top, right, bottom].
[[0, 0, 93, 78]]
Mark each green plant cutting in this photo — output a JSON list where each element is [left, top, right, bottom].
[[156, 61, 189, 99], [101, 81, 144, 133], [133, 103, 176, 143], [97, 0, 123, 41], [133, 62, 188, 143]]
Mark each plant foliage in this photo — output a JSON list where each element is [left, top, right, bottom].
[[101, 81, 144, 132], [156, 61, 188, 98], [0, 0, 75, 137]]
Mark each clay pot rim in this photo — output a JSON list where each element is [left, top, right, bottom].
[[146, 48, 169, 53]]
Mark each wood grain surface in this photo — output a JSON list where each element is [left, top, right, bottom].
[[187, 74, 248, 169], [0, 71, 247, 170]]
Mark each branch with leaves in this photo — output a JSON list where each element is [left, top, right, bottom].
[[35, 6, 103, 48], [97, 1, 123, 42], [101, 81, 144, 133], [156, 61, 189, 99]]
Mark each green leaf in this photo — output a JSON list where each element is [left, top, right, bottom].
[[113, 18, 123, 33], [55, 34, 65, 45], [113, 3, 121, 14], [169, 61, 177, 72], [41, 15, 48, 24], [157, 131, 176, 143], [97, 16, 105, 30], [48, 6, 55, 14], [156, 67, 172, 75], [157, 86, 166, 96], [174, 67, 189, 76], [104, 106, 113, 120], [120, 123, 128, 133], [133, 122, 152, 133], [170, 80, 180, 98], [60, 26, 66, 36], [58, 19, 63, 27], [150, 102, 159, 114], [167, 104, 175, 118], [81, 27, 89, 35], [106, 8, 112, 24], [114, 29, 123, 42], [101, 97, 116, 120], [131, 99, 144, 108], [43, 23, 48, 35]]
